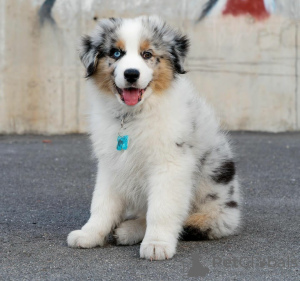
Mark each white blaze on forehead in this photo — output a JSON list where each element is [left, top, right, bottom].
[[113, 17, 153, 92], [118, 18, 143, 53]]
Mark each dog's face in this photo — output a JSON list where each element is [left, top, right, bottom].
[[80, 16, 189, 107]]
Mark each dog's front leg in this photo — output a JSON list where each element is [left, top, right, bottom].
[[140, 162, 193, 260], [67, 165, 124, 248]]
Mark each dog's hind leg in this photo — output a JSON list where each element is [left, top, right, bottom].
[[182, 208, 240, 240], [182, 178, 241, 240], [114, 217, 146, 245]]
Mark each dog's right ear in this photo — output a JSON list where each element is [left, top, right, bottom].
[[79, 35, 99, 78], [79, 18, 122, 78]]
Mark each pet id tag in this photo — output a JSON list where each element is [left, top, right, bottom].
[[117, 135, 129, 151]]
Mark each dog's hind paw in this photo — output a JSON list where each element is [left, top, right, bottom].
[[67, 229, 105, 248], [114, 218, 146, 245]]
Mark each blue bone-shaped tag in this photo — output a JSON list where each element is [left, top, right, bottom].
[[117, 135, 129, 151]]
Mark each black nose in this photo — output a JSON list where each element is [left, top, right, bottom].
[[124, 69, 140, 83]]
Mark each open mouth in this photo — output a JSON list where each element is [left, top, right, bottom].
[[116, 87, 146, 106]]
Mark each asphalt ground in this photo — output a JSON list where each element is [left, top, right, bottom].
[[0, 132, 299, 281]]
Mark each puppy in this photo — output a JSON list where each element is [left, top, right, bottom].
[[67, 16, 241, 260]]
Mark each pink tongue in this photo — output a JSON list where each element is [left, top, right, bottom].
[[122, 88, 140, 106]]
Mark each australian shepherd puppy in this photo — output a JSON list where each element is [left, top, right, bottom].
[[67, 16, 241, 260]]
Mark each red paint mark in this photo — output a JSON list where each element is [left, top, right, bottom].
[[223, 0, 270, 21]]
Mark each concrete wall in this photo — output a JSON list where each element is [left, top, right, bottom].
[[0, 0, 299, 133]]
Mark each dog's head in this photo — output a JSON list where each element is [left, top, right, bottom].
[[80, 16, 189, 107]]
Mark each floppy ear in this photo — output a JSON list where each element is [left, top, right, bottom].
[[79, 35, 99, 78], [146, 15, 190, 74], [79, 18, 122, 78], [170, 34, 190, 75]]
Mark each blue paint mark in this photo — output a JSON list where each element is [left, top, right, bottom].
[[264, 0, 276, 14], [198, 0, 219, 21], [39, 0, 56, 25]]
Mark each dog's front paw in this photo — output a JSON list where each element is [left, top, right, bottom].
[[67, 229, 105, 248], [140, 240, 176, 260]]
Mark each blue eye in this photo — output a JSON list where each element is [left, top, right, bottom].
[[113, 51, 121, 59], [110, 48, 124, 60]]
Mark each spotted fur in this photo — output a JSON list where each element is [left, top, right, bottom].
[[67, 16, 241, 261]]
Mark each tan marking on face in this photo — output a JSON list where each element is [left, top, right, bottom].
[[140, 40, 151, 52], [184, 213, 211, 230], [150, 58, 174, 93], [116, 40, 125, 50], [92, 57, 115, 94]]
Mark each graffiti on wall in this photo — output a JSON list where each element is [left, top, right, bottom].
[[37, 0, 299, 27], [39, 0, 56, 25], [198, 0, 297, 21]]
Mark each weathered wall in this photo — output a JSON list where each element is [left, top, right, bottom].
[[0, 0, 299, 133]]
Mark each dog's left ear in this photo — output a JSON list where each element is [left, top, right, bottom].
[[170, 34, 190, 75], [79, 18, 122, 78], [79, 35, 100, 78]]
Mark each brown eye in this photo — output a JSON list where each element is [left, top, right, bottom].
[[142, 51, 152, 60]]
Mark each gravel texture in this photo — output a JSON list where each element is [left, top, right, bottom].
[[0, 132, 299, 281]]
